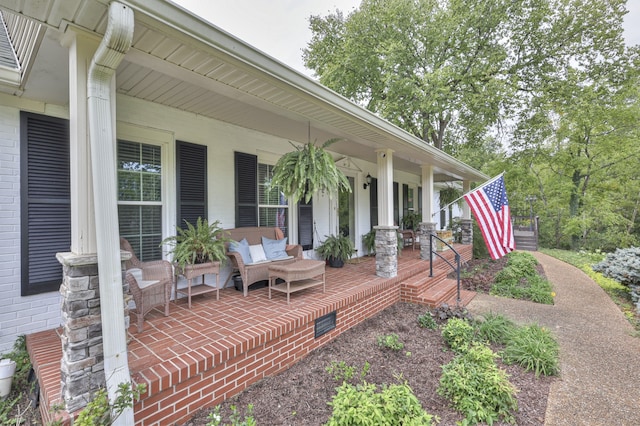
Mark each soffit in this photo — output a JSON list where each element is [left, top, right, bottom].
[[0, 0, 487, 183]]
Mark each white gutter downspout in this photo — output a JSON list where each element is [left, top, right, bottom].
[[87, 3, 134, 425]]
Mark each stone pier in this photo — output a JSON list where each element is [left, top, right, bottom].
[[374, 225, 398, 278], [56, 251, 131, 413]]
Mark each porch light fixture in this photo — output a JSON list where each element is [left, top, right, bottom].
[[363, 173, 372, 190]]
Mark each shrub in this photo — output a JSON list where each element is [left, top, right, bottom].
[[74, 382, 145, 426], [475, 312, 517, 345], [491, 252, 554, 304], [502, 324, 560, 377], [326, 361, 370, 383], [438, 343, 518, 425], [417, 311, 438, 330], [441, 318, 475, 353], [376, 333, 404, 351], [327, 379, 436, 426], [593, 247, 640, 287]]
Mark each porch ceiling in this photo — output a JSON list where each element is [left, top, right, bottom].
[[0, 0, 487, 183]]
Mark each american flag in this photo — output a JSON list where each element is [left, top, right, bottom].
[[464, 175, 515, 259]]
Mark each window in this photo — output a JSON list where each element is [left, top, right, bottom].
[[176, 141, 207, 229], [117, 140, 163, 261], [258, 163, 288, 235], [20, 112, 70, 295]]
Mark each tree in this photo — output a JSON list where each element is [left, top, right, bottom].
[[304, 0, 635, 155]]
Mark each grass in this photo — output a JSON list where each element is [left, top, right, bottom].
[[541, 248, 640, 335]]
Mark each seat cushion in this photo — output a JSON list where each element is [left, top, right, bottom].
[[249, 244, 268, 263], [262, 236, 288, 260], [229, 238, 252, 264]]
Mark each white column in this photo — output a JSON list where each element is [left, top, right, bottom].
[[376, 149, 394, 226], [462, 180, 471, 219], [64, 29, 99, 254], [421, 165, 434, 221]]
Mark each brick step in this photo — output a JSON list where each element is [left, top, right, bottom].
[[415, 278, 459, 307], [442, 289, 477, 308]]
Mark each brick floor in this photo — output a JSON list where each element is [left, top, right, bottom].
[[27, 245, 472, 425]]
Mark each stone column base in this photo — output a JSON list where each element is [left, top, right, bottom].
[[418, 222, 437, 260], [461, 219, 474, 246], [374, 226, 398, 278]]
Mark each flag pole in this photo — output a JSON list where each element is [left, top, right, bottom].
[[431, 172, 505, 217]]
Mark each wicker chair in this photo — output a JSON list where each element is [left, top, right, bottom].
[[120, 238, 173, 333]]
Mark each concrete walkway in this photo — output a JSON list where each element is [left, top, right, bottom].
[[467, 251, 640, 426]]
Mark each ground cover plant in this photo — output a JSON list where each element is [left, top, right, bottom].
[[489, 252, 555, 304], [186, 303, 556, 425]]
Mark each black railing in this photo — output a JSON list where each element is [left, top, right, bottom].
[[429, 233, 462, 306]]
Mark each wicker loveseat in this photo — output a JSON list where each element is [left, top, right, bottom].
[[225, 227, 303, 296]]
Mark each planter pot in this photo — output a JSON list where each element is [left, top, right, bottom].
[[327, 256, 344, 268], [0, 358, 16, 399], [179, 261, 221, 280]]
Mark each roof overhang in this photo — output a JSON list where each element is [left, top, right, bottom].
[[0, 0, 488, 183]]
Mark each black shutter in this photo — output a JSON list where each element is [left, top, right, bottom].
[[393, 181, 399, 227], [369, 178, 378, 227], [298, 198, 313, 250], [20, 112, 70, 296], [177, 141, 207, 228], [235, 152, 258, 227], [418, 186, 422, 218], [402, 183, 409, 219]]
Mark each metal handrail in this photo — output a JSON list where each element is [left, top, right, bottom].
[[429, 233, 462, 306]]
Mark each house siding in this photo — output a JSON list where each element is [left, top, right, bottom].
[[0, 105, 61, 354]]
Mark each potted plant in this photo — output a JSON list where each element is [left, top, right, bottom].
[[401, 210, 422, 230], [316, 234, 355, 268], [362, 229, 376, 255], [161, 217, 229, 276], [271, 138, 351, 204]]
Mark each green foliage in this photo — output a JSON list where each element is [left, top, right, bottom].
[[401, 211, 421, 230], [441, 318, 475, 353], [2, 336, 31, 392], [362, 229, 376, 255], [316, 234, 355, 262], [502, 325, 560, 377], [74, 382, 145, 426], [417, 311, 438, 330], [593, 247, 640, 287], [206, 405, 256, 426], [0, 395, 21, 426], [161, 217, 229, 269], [475, 313, 517, 346], [490, 252, 554, 304], [271, 139, 351, 204], [326, 361, 370, 384], [326, 378, 435, 426], [376, 333, 404, 351], [438, 343, 518, 425]]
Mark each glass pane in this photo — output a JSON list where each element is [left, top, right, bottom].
[[141, 205, 162, 234], [142, 173, 161, 201], [118, 171, 141, 201], [119, 205, 141, 236], [118, 141, 140, 169], [338, 176, 355, 242], [259, 207, 288, 237], [259, 163, 287, 205], [141, 144, 161, 173]]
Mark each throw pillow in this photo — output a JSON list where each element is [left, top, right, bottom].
[[249, 244, 268, 263], [262, 236, 288, 259], [229, 238, 252, 264]]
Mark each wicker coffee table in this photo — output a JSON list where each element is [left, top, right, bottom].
[[268, 259, 326, 304]]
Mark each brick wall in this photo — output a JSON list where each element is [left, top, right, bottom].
[[131, 276, 402, 425], [0, 105, 62, 354]]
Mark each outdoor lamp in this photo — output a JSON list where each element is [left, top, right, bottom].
[[363, 173, 372, 189]]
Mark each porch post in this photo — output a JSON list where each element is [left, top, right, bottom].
[[63, 28, 99, 254], [461, 180, 473, 245], [419, 165, 436, 260], [374, 149, 397, 278]]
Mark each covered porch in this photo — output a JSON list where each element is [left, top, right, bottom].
[[28, 246, 473, 425]]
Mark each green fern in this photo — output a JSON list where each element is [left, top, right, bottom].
[[271, 139, 351, 204]]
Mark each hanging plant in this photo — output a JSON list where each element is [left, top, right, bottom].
[[271, 138, 351, 204]]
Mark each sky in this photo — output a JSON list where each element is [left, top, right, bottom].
[[171, 0, 640, 78]]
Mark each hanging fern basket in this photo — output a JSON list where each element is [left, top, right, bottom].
[[271, 138, 351, 204]]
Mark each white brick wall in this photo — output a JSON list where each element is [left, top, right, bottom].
[[0, 105, 62, 354]]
